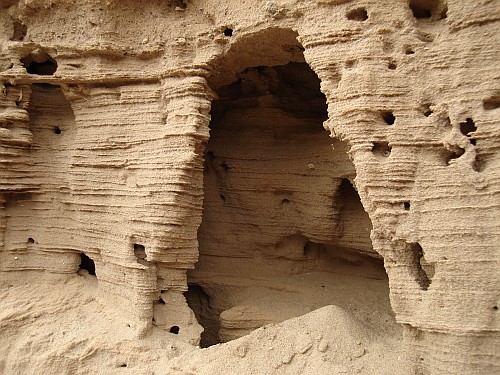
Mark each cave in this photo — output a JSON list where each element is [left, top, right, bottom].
[[79, 253, 96, 276], [188, 31, 400, 345]]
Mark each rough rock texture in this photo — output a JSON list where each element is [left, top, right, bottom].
[[0, 0, 499, 374]]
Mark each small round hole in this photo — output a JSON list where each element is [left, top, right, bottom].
[[169, 325, 180, 334], [54, 127, 61, 134], [223, 28, 233, 37], [372, 142, 392, 158], [446, 147, 465, 165], [347, 7, 368, 21], [27, 237, 35, 244], [381, 111, 395, 125], [405, 47, 415, 55], [157, 297, 165, 305], [281, 198, 290, 205], [220, 194, 226, 202], [388, 61, 397, 70], [459, 118, 477, 137], [404, 202, 411, 211], [493, 306, 498, 310], [345, 59, 356, 69], [422, 103, 433, 117], [133, 244, 147, 259]]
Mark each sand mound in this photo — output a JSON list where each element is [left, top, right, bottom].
[[165, 305, 408, 375]]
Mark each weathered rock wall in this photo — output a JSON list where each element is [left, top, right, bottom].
[[0, 0, 499, 374]]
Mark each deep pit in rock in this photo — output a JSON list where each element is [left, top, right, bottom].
[[188, 54, 401, 346]]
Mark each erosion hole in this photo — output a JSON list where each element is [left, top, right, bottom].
[[404, 202, 411, 211], [223, 28, 233, 37], [459, 118, 477, 137], [388, 61, 397, 70], [169, 326, 180, 334], [409, 0, 447, 20], [133, 243, 147, 260], [54, 126, 62, 134], [79, 253, 96, 276], [483, 96, 500, 110], [408, 243, 433, 291], [10, 19, 27, 41], [422, 103, 433, 117], [372, 142, 392, 158], [381, 111, 396, 125], [446, 147, 465, 164], [347, 8, 368, 21], [27, 237, 35, 244], [21, 51, 57, 76], [173, 0, 187, 10], [404, 47, 415, 55]]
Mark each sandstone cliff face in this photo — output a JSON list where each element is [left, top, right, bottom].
[[0, 0, 499, 374]]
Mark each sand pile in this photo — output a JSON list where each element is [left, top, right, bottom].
[[0, 273, 408, 374]]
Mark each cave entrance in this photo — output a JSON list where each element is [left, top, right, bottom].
[[79, 253, 96, 276], [188, 29, 398, 347]]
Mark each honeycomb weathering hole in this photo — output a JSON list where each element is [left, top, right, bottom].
[[79, 253, 96, 276], [133, 244, 147, 260], [21, 51, 58, 76], [372, 142, 392, 158], [483, 96, 500, 110], [409, 0, 447, 20], [381, 111, 396, 125], [347, 8, 368, 21]]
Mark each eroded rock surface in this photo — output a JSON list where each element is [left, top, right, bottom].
[[0, 0, 499, 374]]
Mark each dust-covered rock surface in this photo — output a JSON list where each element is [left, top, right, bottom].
[[0, 0, 499, 374]]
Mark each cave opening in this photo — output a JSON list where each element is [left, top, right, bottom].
[[21, 51, 58, 76], [79, 253, 96, 276], [189, 28, 399, 347]]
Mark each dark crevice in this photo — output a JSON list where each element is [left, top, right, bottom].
[[10, 19, 27, 41], [408, 243, 433, 291], [184, 285, 221, 348]]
